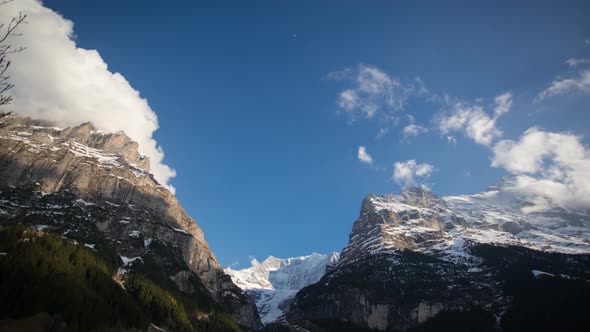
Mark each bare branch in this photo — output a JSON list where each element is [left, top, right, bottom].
[[0, 12, 26, 44], [0, 2, 26, 107]]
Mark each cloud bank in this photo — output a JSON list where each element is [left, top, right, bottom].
[[492, 127, 590, 212], [1, 0, 176, 191]]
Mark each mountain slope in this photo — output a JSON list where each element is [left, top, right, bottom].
[[225, 253, 339, 324], [0, 116, 261, 330], [286, 187, 590, 331]]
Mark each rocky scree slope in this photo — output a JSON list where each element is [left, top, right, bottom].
[[225, 253, 339, 324], [286, 187, 590, 331], [0, 116, 261, 330]]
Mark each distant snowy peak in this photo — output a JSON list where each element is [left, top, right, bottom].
[[341, 186, 590, 266], [224, 252, 339, 324], [224, 256, 283, 290], [225, 252, 339, 291]]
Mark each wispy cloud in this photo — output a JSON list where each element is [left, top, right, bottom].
[[358, 146, 374, 165], [402, 124, 428, 138], [565, 58, 590, 67], [435, 92, 512, 146], [330, 65, 426, 122], [392, 160, 435, 188], [375, 128, 389, 140], [536, 69, 590, 102]]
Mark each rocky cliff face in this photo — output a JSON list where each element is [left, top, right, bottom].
[[0, 116, 261, 329], [286, 187, 590, 331]]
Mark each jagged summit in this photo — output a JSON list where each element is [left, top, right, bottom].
[[2, 116, 150, 172], [362, 186, 442, 215]]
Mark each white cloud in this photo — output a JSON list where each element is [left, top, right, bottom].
[[565, 58, 590, 67], [436, 92, 512, 146], [334, 65, 419, 120], [1, 0, 176, 191], [357, 146, 373, 165], [492, 127, 590, 212], [536, 69, 590, 101], [402, 123, 428, 138], [392, 160, 434, 187], [446, 136, 457, 144]]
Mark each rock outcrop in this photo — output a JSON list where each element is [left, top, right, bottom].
[[0, 116, 261, 329]]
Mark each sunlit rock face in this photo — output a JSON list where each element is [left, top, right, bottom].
[[0, 116, 261, 329], [285, 187, 590, 331]]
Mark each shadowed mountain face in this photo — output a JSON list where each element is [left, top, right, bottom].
[[284, 188, 590, 331], [0, 117, 261, 330]]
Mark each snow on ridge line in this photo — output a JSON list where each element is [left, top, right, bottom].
[[358, 189, 590, 257], [2, 123, 148, 178]]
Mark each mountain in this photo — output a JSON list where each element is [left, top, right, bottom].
[[339, 186, 590, 266], [0, 116, 261, 330], [225, 253, 339, 324], [285, 187, 590, 331]]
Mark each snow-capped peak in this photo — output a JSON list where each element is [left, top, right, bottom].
[[225, 252, 339, 324]]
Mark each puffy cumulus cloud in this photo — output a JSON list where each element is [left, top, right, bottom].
[[436, 92, 512, 146], [402, 124, 428, 138], [492, 127, 590, 212], [330, 65, 425, 121], [357, 146, 373, 165], [1, 0, 176, 191], [536, 69, 590, 102], [392, 160, 434, 188]]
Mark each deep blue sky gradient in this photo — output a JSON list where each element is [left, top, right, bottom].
[[43, 0, 590, 267]]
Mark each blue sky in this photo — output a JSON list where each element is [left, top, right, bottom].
[[33, 0, 590, 267]]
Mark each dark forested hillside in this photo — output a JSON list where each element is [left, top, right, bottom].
[[0, 225, 241, 331]]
